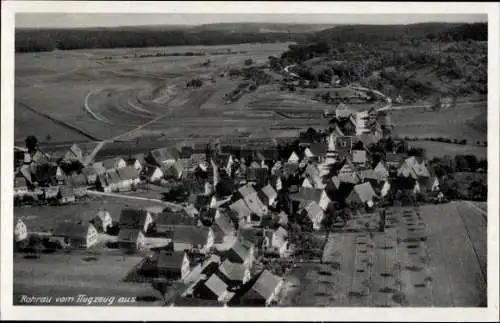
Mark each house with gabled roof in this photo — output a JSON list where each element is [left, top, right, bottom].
[[172, 226, 214, 253], [352, 149, 367, 167], [337, 157, 358, 178], [92, 162, 107, 176], [374, 161, 389, 180], [14, 218, 28, 243], [302, 201, 324, 231], [58, 185, 76, 204], [116, 166, 141, 191], [117, 228, 145, 251], [259, 184, 278, 207], [146, 147, 180, 166], [62, 143, 84, 164], [216, 259, 251, 288], [127, 153, 145, 172], [229, 199, 252, 225], [143, 165, 164, 183], [385, 152, 407, 169], [303, 143, 327, 163], [100, 157, 127, 173], [287, 151, 300, 164], [414, 176, 440, 194], [225, 238, 255, 269], [233, 270, 283, 306], [263, 226, 289, 258], [346, 182, 378, 207], [81, 166, 98, 185], [301, 177, 314, 189], [237, 184, 268, 220], [151, 209, 198, 234], [192, 273, 231, 302], [90, 209, 113, 233], [397, 163, 419, 180], [155, 250, 191, 280], [33, 164, 65, 187], [212, 210, 236, 244], [119, 208, 153, 233], [51, 221, 99, 249]]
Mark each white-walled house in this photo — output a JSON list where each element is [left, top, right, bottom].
[[287, 151, 300, 164], [14, 218, 28, 242]]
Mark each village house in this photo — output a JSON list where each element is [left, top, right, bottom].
[[258, 184, 278, 208], [229, 199, 253, 226], [346, 182, 378, 207], [33, 164, 65, 187], [100, 157, 127, 174], [352, 149, 368, 168], [233, 270, 283, 306], [44, 185, 60, 200], [69, 174, 88, 197], [172, 226, 214, 253], [397, 163, 419, 180], [143, 165, 164, 183], [301, 177, 314, 189], [92, 162, 107, 176], [192, 273, 232, 303], [82, 166, 98, 185], [155, 250, 191, 281], [116, 166, 141, 191], [216, 259, 251, 289], [303, 164, 326, 189], [385, 153, 408, 169], [277, 211, 289, 226], [58, 185, 76, 204], [337, 158, 358, 178], [225, 238, 255, 269], [212, 210, 236, 245], [119, 208, 154, 233], [14, 176, 28, 198], [151, 209, 198, 234], [127, 153, 145, 172], [91, 209, 113, 233], [414, 176, 440, 195], [51, 221, 99, 249], [302, 201, 325, 231], [118, 228, 145, 251], [303, 143, 327, 163], [263, 226, 289, 258], [373, 161, 390, 180], [146, 147, 180, 166], [62, 143, 84, 164], [289, 187, 323, 215], [237, 184, 268, 224], [287, 151, 301, 164]]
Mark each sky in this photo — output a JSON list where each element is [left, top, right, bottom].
[[16, 13, 487, 29]]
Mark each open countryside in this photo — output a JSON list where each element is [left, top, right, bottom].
[[13, 18, 487, 307]]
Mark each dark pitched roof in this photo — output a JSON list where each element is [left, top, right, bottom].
[[228, 238, 254, 263], [156, 251, 186, 271], [244, 270, 281, 301], [155, 210, 197, 226], [14, 176, 27, 188], [101, 157, 124, 170], [289, 188, 322, 203], [203, 273, 228, 298], [213, 212, 235, 236], [229, 199, 252, 221], [218, 259, 246, 282], [70, 174, 87, 187], [348, 182, 377, 203], [385, 153, 407, 165], [117, 166, 140, 180], [119, 208, 148, 228], [52, 221, 88, 238], [173, 226, 210, 246], [144, 165, 162, 177], [308, 143, 328, 156], [118, 227, 141, 242]]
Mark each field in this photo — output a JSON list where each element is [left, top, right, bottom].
[[408, 141, 486, 159], [391, 102, 487, 144], [15, 42, 334, 150], [278, 201, 486, 307], [13, 252, 164, 306]]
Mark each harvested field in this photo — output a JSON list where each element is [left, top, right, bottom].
[[408, 140, 486, 159], [279, 203, 486, 307]]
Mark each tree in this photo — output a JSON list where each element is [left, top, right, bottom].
[[25, 135, 38, 153], [244, 58, 254, 66]]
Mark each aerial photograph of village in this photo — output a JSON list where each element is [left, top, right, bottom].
[[12, 12, 488, 307]]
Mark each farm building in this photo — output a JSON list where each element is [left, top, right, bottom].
[[337, 158, 358, 178], [397, 163, 419, 180], [225, 238, 255, 269], [51, 222, 99, 249], [100, 157, 127, 173], [81, 166, 98, 185], [263, 226, 288, 258], [346, 182, 378, 206], [151, 210, 198, 234], [216, 259, 251, 288], [58, 185, 76, 204], [119, 208, 154, 233], [172, 226, 214, 253], [69, 174, 87, 197], [91, 209, 113, 233], [33, 164, 65, 187], [143, 165, 164, 183], [233, 270, 283, 306], [116, 166, 141, 191], [127, 154, 145, 172], [155, 250, 191, 280], [302, 201, 324, 231], [162, 162, 184, 180], [14, 176, 28, 197], [117, 228, 145, 251], [414, 176, 440, 194]]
